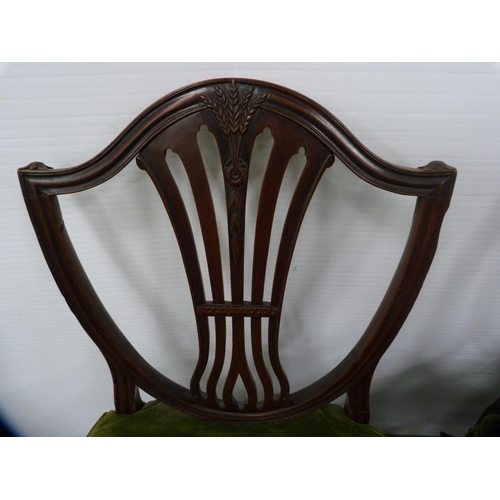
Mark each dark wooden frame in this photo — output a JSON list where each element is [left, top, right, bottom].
[[18, 79, 456, 424]]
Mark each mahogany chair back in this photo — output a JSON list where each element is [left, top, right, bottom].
[[18, 79, 456, 424]]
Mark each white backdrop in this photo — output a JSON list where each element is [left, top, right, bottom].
[[1, 62, 499, 436]]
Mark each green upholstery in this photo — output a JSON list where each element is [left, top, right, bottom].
[[466, 414, 500, 437], [88, 400, 384, 437]]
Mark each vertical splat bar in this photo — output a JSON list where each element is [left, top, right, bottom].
[[203, 97, 265, 409], [251, 123, 307, 304], [206, 315, 226, 404], [220, 118, 261, 409], [268, 148, 335, 398], [158, 118, 225, 303], [271, 148, 335, 309], [149, 118, 227, 401], [136, 149, 210, 399], [249, 124, 308, 406]]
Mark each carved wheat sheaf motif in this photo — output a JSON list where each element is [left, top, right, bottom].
[[200, 81, 269, 265], [200, 80, 269, 138], [200, 80, 269, 191]]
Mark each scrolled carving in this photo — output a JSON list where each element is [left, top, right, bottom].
[[419, 160, 455, 173], [21, 161, 53, 171]]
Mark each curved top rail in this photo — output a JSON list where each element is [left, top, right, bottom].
[[19, 78, 456, 201]]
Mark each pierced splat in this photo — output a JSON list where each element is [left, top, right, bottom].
[[137, 84, 335, 411], [18, 78, 456, 423]]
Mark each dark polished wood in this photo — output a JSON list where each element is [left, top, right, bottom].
[[18, 79, 456, 424]]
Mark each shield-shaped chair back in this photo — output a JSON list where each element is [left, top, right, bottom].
[[18, 79, 456, 423]]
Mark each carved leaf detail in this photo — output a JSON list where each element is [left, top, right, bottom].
[[230, 213, 241, 233], [419, 160, 455, 172], [199, 94, 230, 135], [229, 192, 242, 212], [231, 236, 240, 265], [241, 92, 269, 134], [214, 85, 227, 108], [200, 80, 268, 137], [240, 86, 254, 113]]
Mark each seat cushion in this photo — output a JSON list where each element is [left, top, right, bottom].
[[466, 414, 500, 437], [87, 400, 384, 437]]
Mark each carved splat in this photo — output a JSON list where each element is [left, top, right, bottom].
[[200, 80, 269, 267]]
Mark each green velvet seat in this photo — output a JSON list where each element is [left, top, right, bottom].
[[88, 401, 384, 437], [466, 396, 500, 437], [466, 414, 500, 437]]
